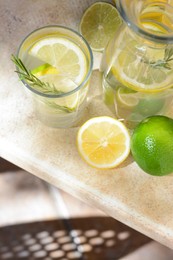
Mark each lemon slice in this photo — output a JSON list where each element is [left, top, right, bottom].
[[77, 116, 130, 169], [111, 35, 173, 92], [79, 2, 122, 52], [116, 87, 139, 107], [29, 37, 87, 84], [29, 37, 88, 111], [141, 21, 168, 34]]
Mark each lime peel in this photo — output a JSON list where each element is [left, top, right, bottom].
[[131, 115, 173, 176], [31, 63, 58, 76]]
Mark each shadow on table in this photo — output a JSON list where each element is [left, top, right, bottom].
[[0, 217, 151, 260], [0, 158, 20, 172]]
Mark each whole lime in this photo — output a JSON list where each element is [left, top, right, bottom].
[[131, 115, 173, 176]]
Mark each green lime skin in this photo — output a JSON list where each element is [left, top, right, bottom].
[[131, 115, 173, 176]]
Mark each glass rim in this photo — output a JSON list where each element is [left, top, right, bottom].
[[117, 1, 173, 44], [16, 25, 93, 98]]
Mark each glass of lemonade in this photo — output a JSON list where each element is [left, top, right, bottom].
[[17, 25, 93, 128], [101, 0, 173, 128]]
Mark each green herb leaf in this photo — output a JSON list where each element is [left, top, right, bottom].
[[142, 47, 173, 70], [46, 101, 76, 113], [164, 46, 173, 61]]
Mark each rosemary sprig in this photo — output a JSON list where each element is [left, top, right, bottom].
[[46, 101, 76, 113], [11, 54, 65, 95], [164, 46, 173, 62], [11, 55, 77, 113], [142, 46, 173, 70]]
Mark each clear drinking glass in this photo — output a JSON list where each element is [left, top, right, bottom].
[[101, 0, 173, 128], [17, 25, 93, 128]]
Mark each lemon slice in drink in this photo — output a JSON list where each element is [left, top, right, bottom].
[[77, 116, 130, 169], [30, 37, 87, 84], [79, 2, 122, 52], [141, 21, 168, 34], [29, 37, 88, 110], [111, 36, 173, 93], [116, 87, 139, 107]]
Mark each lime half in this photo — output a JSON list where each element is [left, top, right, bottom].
[[79, 2, 122, 52], [31, 63, 58, 76]]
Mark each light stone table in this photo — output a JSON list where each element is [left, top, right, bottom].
[[1, 0, 173, 250]]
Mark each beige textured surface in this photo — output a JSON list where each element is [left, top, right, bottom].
[[0, 0, 173, 250]]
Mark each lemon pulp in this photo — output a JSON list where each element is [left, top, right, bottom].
[[77, 116, 130, 169]]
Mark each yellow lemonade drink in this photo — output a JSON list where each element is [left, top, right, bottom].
[[17, 26, 93, 128], [101, 0, 173, 128]]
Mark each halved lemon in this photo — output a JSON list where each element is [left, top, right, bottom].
[[79, 2, 122, 52], [77, 116, 130, 169]]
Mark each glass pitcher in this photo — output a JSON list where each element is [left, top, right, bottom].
[[101, 0, 173, 128]]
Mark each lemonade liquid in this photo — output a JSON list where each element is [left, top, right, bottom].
[[101, 0, 173, 128], [17, 26, 93, 128]]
